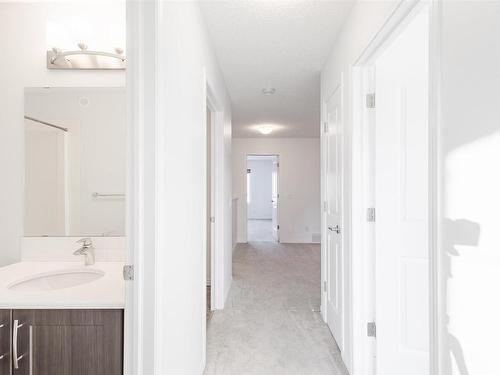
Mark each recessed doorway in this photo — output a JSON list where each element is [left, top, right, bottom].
[[246, 155, 279, 242], [352, 4, 431, 374]]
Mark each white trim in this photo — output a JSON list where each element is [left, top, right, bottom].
[[206, 82, 226, 311], [124, 1, 160, 374], [351, 65, 376, 375], [244, 154, 280, 243], [428, 1, 441, 374], [351, 1, 438, 374], [354, 1, 420, 66], [320, 97, 327, 324], [206, 102, 216, 310]]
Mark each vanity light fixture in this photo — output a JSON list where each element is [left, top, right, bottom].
[[47, 42, 126, 70], [262, 88, 276, 95], [258, 125, 274, 135]]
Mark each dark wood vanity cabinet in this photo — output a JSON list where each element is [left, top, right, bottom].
[[0, 310, 11, 375], [0, 309, 123, 375]]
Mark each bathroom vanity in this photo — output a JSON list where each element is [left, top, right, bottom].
[[0, 87, 127, 374], [0, 260, 125, 375]]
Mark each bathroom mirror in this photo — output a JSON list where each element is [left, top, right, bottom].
[[24, 87, 126, 237]]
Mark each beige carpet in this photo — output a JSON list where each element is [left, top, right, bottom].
[[204, 242, 348, 375]]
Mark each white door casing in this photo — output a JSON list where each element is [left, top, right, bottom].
[[374, 8, 430, 375], [324, 84, 344, 351], [271, 157, 279, 242]]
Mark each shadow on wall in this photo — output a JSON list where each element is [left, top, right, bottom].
[[441, 218, 480, 375], [438, 3, 500, 372], [440, 129, 500, 374]]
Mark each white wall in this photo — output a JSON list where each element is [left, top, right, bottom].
[[439, 2, 500, 375], [0, 2, 125, 266], [247, 159, 273, 220], [156, 2, 232, 374], [233, 138, 320, 243]]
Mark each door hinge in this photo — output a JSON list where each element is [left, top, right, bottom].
[[323, 201, 328, 212], [123, 265, 134, 281], [323, 281, 327, 292], [277, 225, 280, 230], [366, 207, 376, 222], [366, 93, 376, 109], [323, 122, 329, 133], [210, 216, 215, 223], [367, 322, 376, 337]]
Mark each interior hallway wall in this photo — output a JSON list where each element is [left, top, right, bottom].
[[233, 138, 320, 244], [0, 2, 125, 266], [157, 2, 232, 373], [439, 2, 500, 374], [247, 159, 273, 220]]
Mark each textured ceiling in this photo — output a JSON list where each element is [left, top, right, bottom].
[[200, 1, 354, 138]]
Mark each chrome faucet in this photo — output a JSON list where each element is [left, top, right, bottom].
[[74, 238, 95, 266]]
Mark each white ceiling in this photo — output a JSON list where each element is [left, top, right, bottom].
[[200, 1, 354, 138]]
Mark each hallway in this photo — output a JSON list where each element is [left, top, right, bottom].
[[205, 242, 348, 375], [247, 219, 274, 242]]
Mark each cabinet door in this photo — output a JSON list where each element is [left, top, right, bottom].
[[11, 310, 31, 375], [0, 310, 11, 375], [13, 309, 123, 375]]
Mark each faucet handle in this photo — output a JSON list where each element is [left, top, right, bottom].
[[76, 237, 93, 246]]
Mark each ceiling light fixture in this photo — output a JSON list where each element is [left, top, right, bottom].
[[258, 125, 273, 135], [262, 88, 276, 95]]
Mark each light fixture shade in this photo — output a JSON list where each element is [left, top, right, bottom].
[[258, 125, 273, 135]]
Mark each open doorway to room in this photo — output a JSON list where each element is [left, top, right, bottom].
[[206, 104, 216, 321], [246, 155, 279, 242], [353, 4, 431, 375]]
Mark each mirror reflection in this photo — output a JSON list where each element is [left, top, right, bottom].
[[24, 87, 126, 237]]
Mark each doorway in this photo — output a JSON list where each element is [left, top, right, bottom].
[[206, 104, 216, 321], [246, 155, 279, 242], [353, 4, 431, 375]]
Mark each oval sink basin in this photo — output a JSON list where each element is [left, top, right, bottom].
[[8, 268, 105, 292]]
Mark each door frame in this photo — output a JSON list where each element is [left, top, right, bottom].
[[124, 3, 228, 373], [245, 154, 280, 243], [124, 2, 159, 374], [205, 83, 225, 312], [351, 1, 440, 374], [206, 99, 215, 313]]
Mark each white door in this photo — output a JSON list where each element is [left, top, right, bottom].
[[271, 157, 279, 242], [324, 86, 343, 350], [374, 9, 429, 375]]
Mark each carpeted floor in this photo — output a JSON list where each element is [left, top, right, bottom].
[[204, 242, 348, 375]]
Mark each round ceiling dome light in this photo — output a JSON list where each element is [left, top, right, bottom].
[[258, 125, 274, 135], [262, 88, 276, 95]]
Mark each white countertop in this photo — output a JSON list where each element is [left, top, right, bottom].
[[0, 262, 125, 309]]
